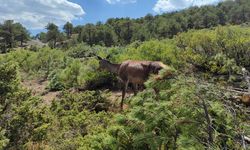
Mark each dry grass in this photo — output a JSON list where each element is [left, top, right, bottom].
[[21, 79, 60, 105]]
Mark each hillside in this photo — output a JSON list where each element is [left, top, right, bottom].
[[0, 0, 250, 149], [1, 24, 250, 149]]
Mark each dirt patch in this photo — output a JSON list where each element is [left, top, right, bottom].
[[108, 90, 134, 112], [21, 78, 135, 110], [21, 79, 59, 105]]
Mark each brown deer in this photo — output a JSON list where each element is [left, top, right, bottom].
[[97, 56, 167, 110], [241, 68, 250, 106], [240, 94, 250, 106]]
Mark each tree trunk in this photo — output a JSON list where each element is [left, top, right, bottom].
[[21, 39, 23, 47], [53, 38, 56, 49]]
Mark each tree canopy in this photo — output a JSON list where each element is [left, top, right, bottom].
[[0, 20, 29, 52], [75, 0, 250, 46]]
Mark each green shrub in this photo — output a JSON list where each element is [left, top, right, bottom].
[[84, 71, 118, 90], [47, 71, 65, 91], [51, 90, 111, 113], [117, 39, 182, 68], [95, 74, 243, 149], [0, 128, 9, 150], [48, 91, 113, 149], [0, 61, 20, 97], [8, 97, 51, 149], [35, 48, 65, 77], [29, 45, 39, 52], [1, 48, 66, 78], [208, 53, 240, 75], [0, 61, 51, 149], [67, 43, 93, 58], [176, 26, 250, 68], [58, 59, 84, 88]]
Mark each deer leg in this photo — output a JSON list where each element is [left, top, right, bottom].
[[154, 87, 160, 101], [121, 81, 129, 110], [132, 83, 138, 96]]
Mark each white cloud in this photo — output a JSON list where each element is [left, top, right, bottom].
[[106, 0, 137, 4], [153, 0, 224, 13], [0, 0, 85, 29]]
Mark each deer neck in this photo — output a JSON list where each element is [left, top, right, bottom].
[[105, 62, 120, 74]]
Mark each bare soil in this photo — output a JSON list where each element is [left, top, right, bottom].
[[21, 79, 60, 105], [108, 91, 133, 112], [21, 78, 135, 112]]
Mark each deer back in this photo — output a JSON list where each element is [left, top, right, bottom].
[[118, 60, 164, 84]]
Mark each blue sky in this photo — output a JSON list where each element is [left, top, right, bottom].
[[70, 0, 156, 26], [0, 0, 225, 35]]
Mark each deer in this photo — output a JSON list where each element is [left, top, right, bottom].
[[96, 55, 167, 110], [241, 68, 250, 106]]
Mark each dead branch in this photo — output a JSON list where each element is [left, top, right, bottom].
[[244, 136, 250, 143]]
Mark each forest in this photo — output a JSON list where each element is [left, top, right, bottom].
[[0, 0, 250, 149]]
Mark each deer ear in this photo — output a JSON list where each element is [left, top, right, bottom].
[[97, 56, 102, 60]]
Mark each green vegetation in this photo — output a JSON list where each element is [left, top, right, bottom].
[[0, 0, 250, 149], [1, 24, 249, 149], [27, 0, 250, 49], [76, 0, 250, 46], [0, 20, 30, 52], [63, 22, 73, 39]]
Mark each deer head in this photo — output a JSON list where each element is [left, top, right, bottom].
[[141, 62, 166, 75], [97, 56, 107, 71], [149, 62, 165, 74], [85, 52, 111, 71], [96, 55, 118, 73]]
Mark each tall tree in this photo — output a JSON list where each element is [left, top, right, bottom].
[[46, 23, 60, 48], [63, 22, 73, 39], [0, 20, 15, 49], [78, 23, 96, 46], [96, 25, 118, 46], [36, 32, 47, 43], [119, 18, 133, 44], [14, 23, 29, 47], [0, 20, 29, 52], [40, 0, 250, 47], [73, 25, 83, 34]]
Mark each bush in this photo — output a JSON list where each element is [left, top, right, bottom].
[[117, 39, 182, 68], [93, 74, 244, 149], [58, 59, 84, 88], [29, 45, 39, 52], [8, 97, 51, 149], [0, 61, 20, 97], [208, 53, 240, 75], [48, 91, 113, 149], [47, 71, 65, 91], [1, 48, 66, 78], [84, 71, 118, 90], [0, 128, 9, 150], [67, 43, 93, 58], [176, 26, 250, 68]]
